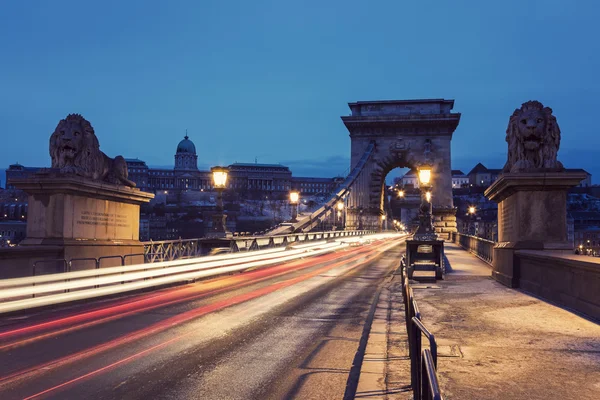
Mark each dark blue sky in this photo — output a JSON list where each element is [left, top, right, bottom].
[[1, 1, 599, 184]]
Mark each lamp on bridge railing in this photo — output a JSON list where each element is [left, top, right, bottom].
[[415, 164, 436, 240], [336, 200, 345, 230], [418, 166, 432, 187], [467, 206, 476, 236], [289, 190, 299, 223], [208, 166, 230, 238]]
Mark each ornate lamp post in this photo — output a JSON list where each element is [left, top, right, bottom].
[[468, 206, 476, 235], [337, 200, 344, 230], [414, 164, 436, 240], [289, 190, 299, 223], [208, 166, 230, 238]]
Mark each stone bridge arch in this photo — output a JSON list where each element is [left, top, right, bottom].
[[341, 99, 461, 238]]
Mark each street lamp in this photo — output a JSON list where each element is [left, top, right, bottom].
[[418, 167, 431, 187], [336, 200, 344, 230], [468, 206, 476, 235], [289, 190, 299, 223], [415, 164, 435, 240], [398, 189, 405, 198], [208, 166, 230, 238], [380, 214, 386, 231]]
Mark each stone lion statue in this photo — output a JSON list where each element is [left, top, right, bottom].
[[49, 114, 136, 187], [503, 100, 563, 173]]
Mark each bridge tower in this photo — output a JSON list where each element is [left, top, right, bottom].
[[341, 99, 461, 238]]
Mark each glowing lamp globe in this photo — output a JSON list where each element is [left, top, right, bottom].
[[418, 167, 432, 186], [211, 166, 229, 189], [289, 191, 300, 204]]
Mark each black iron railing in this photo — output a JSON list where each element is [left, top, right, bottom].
[[400, 256, 444, 400], [451, 232, 494, 265]]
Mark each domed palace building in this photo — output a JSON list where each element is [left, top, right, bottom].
[[123, 134, 319, 197]]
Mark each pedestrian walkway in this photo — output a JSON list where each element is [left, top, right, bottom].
[[354, 274, 412, 400], [412, 242, 600, 399]]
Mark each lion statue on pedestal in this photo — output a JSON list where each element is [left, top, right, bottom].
[[49, 114, 136, 187], [503, 100, 563, 173]]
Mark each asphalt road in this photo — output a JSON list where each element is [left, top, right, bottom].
[[0, 237, 404, 400]]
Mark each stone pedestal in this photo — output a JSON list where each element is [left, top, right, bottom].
[[433, 207, 457, 240], [485, 172, 586, 287], [12, 174, 154, 263]]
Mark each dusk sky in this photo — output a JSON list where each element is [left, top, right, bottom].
[[1, 0, 599, 184]]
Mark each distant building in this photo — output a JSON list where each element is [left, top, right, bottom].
[[0, 198, 28, 220], [466, 163, 592, 188], [0, 220, 26, 246], [567, 214, 574, 247], [291, 176, 344, 195], [139, 218, 150, 241], [229, 163, 292, 193], [467, 163, 502, 187], [398, 168, 469, 190], [399, 169, 419, 187], [125, 136, 295, 196], [570, 211, 600, 255], [451, 170, 469, 189]]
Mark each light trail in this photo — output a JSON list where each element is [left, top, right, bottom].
[[0, 245, 291, 289], [0, 246, 371, 350], [1, 238, 402, 392], [0, 233, 403, 313], [0, 233, 402, 289], [0, 242, 341, 299], [0, 243, 342, 313]]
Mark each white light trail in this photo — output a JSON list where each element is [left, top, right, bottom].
[[0, 233, 406, 314]]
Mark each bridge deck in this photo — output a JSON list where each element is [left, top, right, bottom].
[[411, 243, 600, 400]]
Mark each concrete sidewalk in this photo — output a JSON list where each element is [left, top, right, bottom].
[[412, 243, 600, 399], [354, 273, 412, 400]]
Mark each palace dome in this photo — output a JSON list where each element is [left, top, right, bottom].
[[176, 135, 196, 154]]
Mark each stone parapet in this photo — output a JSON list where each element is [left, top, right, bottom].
[[12, 174, 153, 242], [485, 172, 585, 287], [515, 250, 600, 320], [2, 174, 154, 277]]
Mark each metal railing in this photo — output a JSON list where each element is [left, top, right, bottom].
[[451, 232, 494, 265], [268, 141, 376, 234], [400, 256, 444, 400], [17, 230, 378, 280], [143, 239, 201, 263], [143, 230, 377, 262]]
